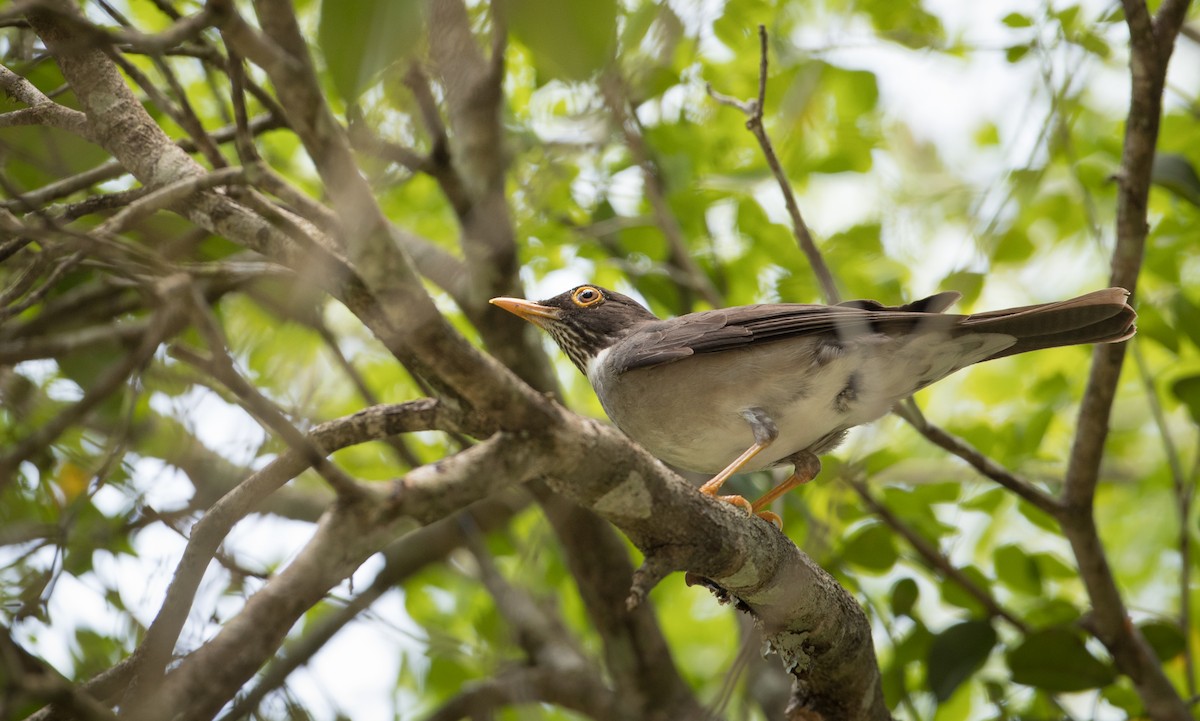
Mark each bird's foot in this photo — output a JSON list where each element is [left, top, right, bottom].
[[756, 510, 783, 529], [715, 493, 754, 515], [748, 453, 822, 520], [709, 493, 783, 529]]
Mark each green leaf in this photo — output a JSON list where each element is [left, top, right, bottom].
[[938, 271, 984, 307], [318, 0, 425, 101], [993, 544, 1042, 595], [1076, 30, 1111, 59], [712, 0, 770, 51], [1172, 374, 1200, 426], [1134, 302, 1180, 352], [1172, 293, 1200, 349], [891, 577, 919, 618], [1002, 12, 1034, 27], [1054, 4, 1081, 30], [863, 1, 945, 48], [940, 566, 990, 615], [1025, 598, 1082, 627], [1016, 499, 1058, 533], [992, 227, 1034, 263], [510, 0, 617, 81], [1007, 628, 1116, 691], [961, 487, 1005, 513], [1102, 680, 1145, 716], [842, 523, 899, 572], [1005, 43, 1032, 63], [1139, 620, 1186, 661], [1031, 552, 1076, 580], [926, 620, 997, 701], [1153, 153, 1200, 207]]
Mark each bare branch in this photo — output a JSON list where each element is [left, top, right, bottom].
[[1058, 2, 1193, 718], [602, 73, 724, 309], [893, 402, 1062, 515], [540, 415, 890, 720], [120, 399, 473, 716], [706, 25, 840, 305], [0, 276, 189, 485], [847, 475, 1028, 632], [0, 63, 93, 140], [218, 493, 528, 721]]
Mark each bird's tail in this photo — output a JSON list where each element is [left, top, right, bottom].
[[962, 288, 1137, 360]]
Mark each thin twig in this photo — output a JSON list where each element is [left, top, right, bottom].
[[0, 276, 187, 487], [602, 73, 723, 309], [705, 25, 840, 305], [893, 402, 1063, 516], [846, 475, 1029, 633], [1132, 341, 1195, 697], [169, 294, 366, 499], [217, 493, 528, 721]]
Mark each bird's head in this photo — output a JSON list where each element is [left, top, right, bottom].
[[490, 285, 657, 373]]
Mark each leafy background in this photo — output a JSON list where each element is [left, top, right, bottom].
[[2, 0, 1199, 719]]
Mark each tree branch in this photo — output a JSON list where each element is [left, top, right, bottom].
[[217, 493, 528, 721], [1058, 2, 1193, 718], [706, 25, 840, 305], [602, 73, 724, 309], [893, 402, 1062, 515], [0, 63, 93, 141], [847, 476, 1028, 632], [114, 400, 471, 716]]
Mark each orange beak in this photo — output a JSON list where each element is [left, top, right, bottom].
[[489, 297, 562, 329]]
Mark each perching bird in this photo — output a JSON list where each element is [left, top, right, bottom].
[[491, 285, 1136, 524]]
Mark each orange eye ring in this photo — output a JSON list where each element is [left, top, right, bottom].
[[571, 286, 603, 307]]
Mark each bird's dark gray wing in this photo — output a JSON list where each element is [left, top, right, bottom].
[[612, 295, 962, 372]]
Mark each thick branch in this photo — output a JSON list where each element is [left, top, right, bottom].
[[540, 414, 890, 720], [218, 493, 528, 721], [0, 63, 93, 140], [116, 401, 470, 714], [1058, 2, 1192, 719], [422, 668, 626, 721]]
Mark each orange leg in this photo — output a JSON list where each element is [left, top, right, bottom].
[[749, 451, 821, 526], [698, 409, 778, 517]]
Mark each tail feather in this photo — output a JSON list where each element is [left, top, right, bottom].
[[962, 288, 1136, 360]]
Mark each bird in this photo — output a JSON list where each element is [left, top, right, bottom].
[[490, 285, 1136, 524]]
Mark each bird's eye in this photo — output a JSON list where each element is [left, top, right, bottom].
[[572, 286, 603, 307]]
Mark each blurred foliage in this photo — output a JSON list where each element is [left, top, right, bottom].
[[2, 0, 1199, 719]]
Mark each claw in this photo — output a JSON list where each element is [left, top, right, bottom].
[[756, 510, 783, 529], [717, 494, 754, 515]]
